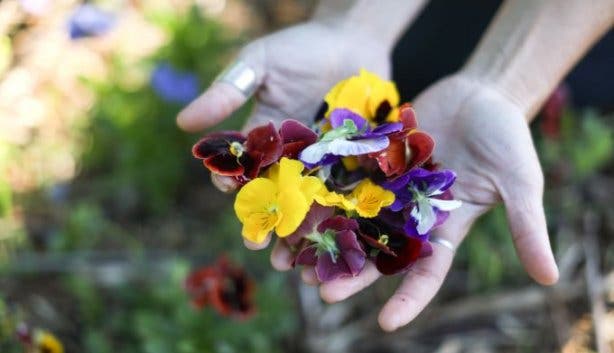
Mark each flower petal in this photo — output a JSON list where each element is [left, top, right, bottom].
[[299, 141, 332, 165], [407, 131, 435, 169], [203, 153, 244, 176], [428, 198, 462, 211], [316, 253, 351, 282], [276, 188, 310, 237], [328, 136, 389, 157], [192, 132, 245, 159], [246, 122, 283, 167], [398, 103, 418, 130], [295, 246, 318, 266], [375, 236, 423, 275]]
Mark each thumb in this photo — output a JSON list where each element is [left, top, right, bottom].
[[177, 42, 266, 132], [500, 161, 559, 286]]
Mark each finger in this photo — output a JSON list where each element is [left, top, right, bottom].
[[377, 203, 479, 332], [271, 239, 294, 271], [243, 235, 271, 250], [377, 242, 455, 332], [502, 183, 559, 285], [301, 267, 319, 286], [319, 261, 381, 303], [177, 42, 266, 132]]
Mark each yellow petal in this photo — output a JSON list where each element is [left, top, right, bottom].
[[351, 179, 395, 218], [275, 188, 309, 237], [314, 190, 355, 211], [300, 175, 325, 202], [234, 178, 277, 222], [277, 157, 305, 189], [341, 156, 360, 171], [242, 211, 279, 243]]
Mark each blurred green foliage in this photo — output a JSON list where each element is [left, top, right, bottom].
[[82, 6, 245, 215]]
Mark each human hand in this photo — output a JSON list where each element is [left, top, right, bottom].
[[177, 20, 391, 250], [311, 73, 560, 331]]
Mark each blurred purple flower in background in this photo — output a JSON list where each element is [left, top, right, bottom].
[[151, 62, 200, 104], [68, 4, 115, 40]]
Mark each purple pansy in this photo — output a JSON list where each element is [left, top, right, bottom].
[[68, 4, 115, 40], [151, 62, 200, 104], [294, 213, 366, 282], [383, 168, 461, 237], [299, 109, 402, 166]]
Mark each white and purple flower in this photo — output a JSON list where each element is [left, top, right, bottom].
[[384, 168, 462, 238], [299, 109, 402, 166]]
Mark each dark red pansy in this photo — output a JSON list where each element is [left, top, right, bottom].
[[279, 119, 318, 159], [358, 216, 429, 275], [192, 131, 248, 176], [185, 256, 255, 320], [369, 103, 434, 177], [192, 122, 284, 184]]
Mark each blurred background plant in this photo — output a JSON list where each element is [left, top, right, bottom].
[[0, 1, 613, 353]]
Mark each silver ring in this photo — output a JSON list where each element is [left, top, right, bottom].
[[430, 236, 456, 252], [215, 60, 258, 97]]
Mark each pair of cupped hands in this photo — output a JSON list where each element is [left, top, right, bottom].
[[177, 22, 559, 331]]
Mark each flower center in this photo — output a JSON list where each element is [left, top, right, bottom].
[[306, 229, 339, 261], [377, 234, 389, 246], [408, 184, 426, 202], [229, 141, 244, 157]]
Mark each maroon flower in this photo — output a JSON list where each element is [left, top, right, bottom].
[[295, 215, 366, 282], [185, 256, 255, 320], [358, 214, 431, 275], [192, 123, 282, 183], [279, 119, 318, 159], [369, 103, 434, 177]]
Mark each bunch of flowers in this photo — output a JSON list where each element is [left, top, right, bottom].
[[192, 69, 461, 282]]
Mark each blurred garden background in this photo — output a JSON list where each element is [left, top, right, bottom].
[[0, 1, 613, 352]]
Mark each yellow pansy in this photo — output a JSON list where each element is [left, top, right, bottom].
[[324, 69, 400, 124], [35, 330, 64, 353], [315, 179, 395, 218], [234, 158, 324, 243]]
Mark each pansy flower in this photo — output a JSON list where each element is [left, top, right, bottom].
[[370, 104, 435, 177], [299, 109, 402, 166], [384, 168, 462, 237], [279, 119, 318, 159], [294, 215, 366, 282], [185, 256, 255, 320], [315, 178, 395, 218], [68, 4, 115, 40], [234, 158, 324, 243], [358, 216, 431, 275], [192, 122, 282, 183], [324, 69, 400, 124]]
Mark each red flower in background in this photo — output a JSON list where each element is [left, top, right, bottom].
[[370, 104, 434, 177], [185, 256, 255, 320]]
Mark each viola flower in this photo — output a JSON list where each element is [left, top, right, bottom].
[[279, 119, 318, 159], [234, 158, 324, 243], [370, 104, 435, 177], [151, 62, 200, 104], [295, 216, 366, 282], [358, 216, 431, 275], [299, 109, 402, 166], [185, 256, 255, 320], [315, 179, 395, 218], [192, 122, 283, 183], [325, 69, 400, 124], [68, 4, 115, 40], [384, 168, 462, 237]]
